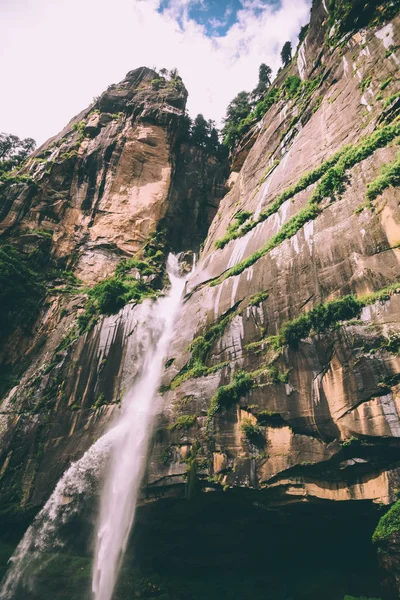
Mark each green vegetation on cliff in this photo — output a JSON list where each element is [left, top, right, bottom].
[[221, 71, 321, 153], [211, 120, 400, 283], [207, 371, 254, 423], [0, 233, 57, 340], [79, 276, 155, 332], [164, 303, 241, 391], [241, 418, 264, 445], [78, 231, 167, 333], [78, 272, 156, 333], [202, 281, 400, 428], [168, 280, 399, 397], [265, 281, 400, 349], [0, 133, 36, 179], [277, 295, 363, 346], [366, 151, 400, 202], [0, 246, 43, 338], [373, 499, 400, 545], [215, 211, 252, 249], [249, 291, 269, 306], [169, 414, 197, 431], [384, 91, 400, 108], [327, 0, 400, 45]]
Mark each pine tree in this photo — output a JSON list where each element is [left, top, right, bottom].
[[281, 41, 292, 67], [251, 63, 272, 101]]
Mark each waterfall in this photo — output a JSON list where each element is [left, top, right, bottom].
[[0, 430, 116, 599], [0, 254, 187, 600], [92, 253, 186, 600]]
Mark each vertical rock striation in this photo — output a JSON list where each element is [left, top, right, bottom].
[[0, 66, 227, 512], [146, 0, 400, 535], [1, 0, 400, 597]]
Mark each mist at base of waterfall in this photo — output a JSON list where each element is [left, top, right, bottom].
[[92, 254, 187, 600], [0, 254, 188, 600]]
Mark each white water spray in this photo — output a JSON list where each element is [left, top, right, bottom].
[[0, 431, 116, 599], [92, 253, 186, 600], [0, 254, 187, 600]]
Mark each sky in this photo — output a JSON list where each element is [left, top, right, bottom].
[[0, 0, 311, 146]]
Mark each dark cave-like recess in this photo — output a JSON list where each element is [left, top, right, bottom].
[[0, 493, 384, 600]]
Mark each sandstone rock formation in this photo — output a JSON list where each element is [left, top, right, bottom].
[[1, 1, 400, 598]]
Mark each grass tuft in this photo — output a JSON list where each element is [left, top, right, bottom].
[[168, 415, 197, 431], [366, 152, 400, 202]]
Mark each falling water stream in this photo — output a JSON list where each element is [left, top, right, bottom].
[[92, 254, 186, 600], [0, 254, 188, 600]]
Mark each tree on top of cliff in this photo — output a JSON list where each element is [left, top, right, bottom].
[[178, 111, 193, 142], [0, 133, 36, 174], [191, 114, 209, 147], [207, 125, 221, 155], [251, 63, 272, 101], [298, 23, 309, 44], [190, 114, 226, 156], [281, 41, 292, 67], [177, 112, 225, 157], [259, 63, 272, 84], [224, 91, 252, 125], [221, 91, 252, 148]]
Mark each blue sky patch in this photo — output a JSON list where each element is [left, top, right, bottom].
[[158, 0, 281, 36]]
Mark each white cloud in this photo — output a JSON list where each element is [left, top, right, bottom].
[[0, 0, 311, 145]]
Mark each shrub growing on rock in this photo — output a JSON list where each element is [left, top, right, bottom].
[[241, 418, 264, 445]]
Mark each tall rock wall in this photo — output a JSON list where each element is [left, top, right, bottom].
[[0, 0, 400, 597], [0, 67, 227, 511], [147, 4, 400, 510]]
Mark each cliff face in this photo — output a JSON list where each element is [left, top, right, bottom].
[[0, 66, 227, 512], [152, 3, 400, 506], [1, 1, 400, 598], [1, 67, 185, 280], [146, 3, 400, 595]]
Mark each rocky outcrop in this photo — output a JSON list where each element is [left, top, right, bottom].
[[0, 66, 228, 511], [1, 67, 187, 284], [164, 143, 230, 252]]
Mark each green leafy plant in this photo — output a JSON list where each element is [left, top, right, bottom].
[[282, 75, 302, 99], [360, 76, 372, 93], [384, 91, 400, 108], [263, 281, 400, 350], [267, 365, 290, 383], [366, 152, 400, 202], [373, 500, 400, 544], [207, 371, 253, 423], [167, 304, 240, 390], [380, 76, 393, 91], [78, 231, 168, 333], [215, 211, 253, 249], [249, 291, 269, 306], [71, 120, 86, 142], [279, 295, 362, 346], [168, 415, 197, 431], [241, 419, 264, 445], [94, 393, 107, 408]]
